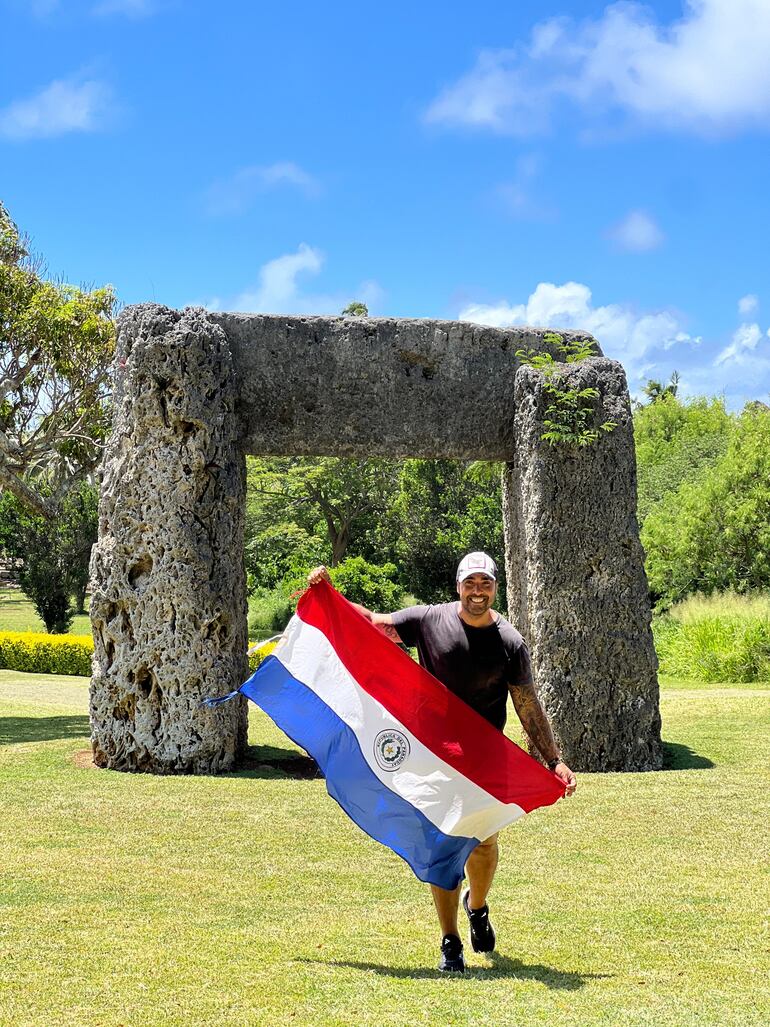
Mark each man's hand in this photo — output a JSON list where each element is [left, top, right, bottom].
[[555, 762, 577, 797], [307, 565, 332, 586]]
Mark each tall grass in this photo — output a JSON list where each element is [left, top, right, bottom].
[[653, 591, 770, 682]]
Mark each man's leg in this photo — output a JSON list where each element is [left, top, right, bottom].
[[430, 882, 462, 937], [429, 833, 500, 936], [430, 883, 465, 972], [465, 833, 499, 910], [462, 834, 499, 954]]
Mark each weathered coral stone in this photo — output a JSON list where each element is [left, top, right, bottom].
[[89, 305, 248, 773], [90, 305, 661, 774]]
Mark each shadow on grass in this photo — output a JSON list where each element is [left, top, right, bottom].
[[662, 740, 715, 770], [299, 953, 612, 987], [227, 743, 320, 780], [0, 714, 91, 745]]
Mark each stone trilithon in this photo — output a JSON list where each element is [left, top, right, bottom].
[[89, 303, 661, 774]]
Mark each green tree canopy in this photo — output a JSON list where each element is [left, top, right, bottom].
[[0, 201, 115, 518], [387, 459, 505, 603], [642, 407, 770, 608], [634, 393, 733, 524], [341, 301, 368, 317], [246, 456, 400, 568], [0, 481, 98, 632], [638, 370, 680, 406]]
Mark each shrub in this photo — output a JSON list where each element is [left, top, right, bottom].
[[642, 407, 770, 609], [653, 591, 770, 682], [0, 629, 278, 679], [248, 586, 297, 635], [0, 631, 94, 676], [248, 558, 406, 637], [328, 557, 404, 611], [244, 522, 324, 592], [248, 640, 278, 672]]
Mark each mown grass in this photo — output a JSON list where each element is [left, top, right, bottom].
[[0, 588, 91, 635], [1, 670, 768, 1027], [654, 591, 770, 682], [2, 588, 276, 646]]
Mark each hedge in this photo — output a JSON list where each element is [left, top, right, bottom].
[[248, 640, 277, 671], [0, 630, 277, 678], [0, 631, 94, 676]]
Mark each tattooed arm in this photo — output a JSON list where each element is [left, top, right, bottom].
[[509, 680, 577, 795], [368, 611, 405, 643]]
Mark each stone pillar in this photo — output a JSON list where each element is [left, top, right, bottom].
[[89, 305, 248, 773], [503, 357, 662, 772]]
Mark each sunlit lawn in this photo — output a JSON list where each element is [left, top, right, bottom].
[[0, 669, 768, 1027], [0, 588, 90, 635]]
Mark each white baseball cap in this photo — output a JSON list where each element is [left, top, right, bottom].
[[456, 551, 498, 583]]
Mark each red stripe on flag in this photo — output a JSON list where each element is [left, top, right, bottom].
[[296, 582, 565, 812]]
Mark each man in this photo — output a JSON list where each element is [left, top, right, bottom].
[[307, 551, 577, 973]]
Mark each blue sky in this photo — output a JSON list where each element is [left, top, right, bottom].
[[2, 0, 769, 406]]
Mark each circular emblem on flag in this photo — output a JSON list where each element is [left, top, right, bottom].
[[374, 729, 410, 772]]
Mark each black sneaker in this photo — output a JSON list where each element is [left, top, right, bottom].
[[438, 933, 465, 973], [462, 889, 496, 953]]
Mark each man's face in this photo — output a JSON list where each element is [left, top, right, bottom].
[[457, 573, 497, 618]]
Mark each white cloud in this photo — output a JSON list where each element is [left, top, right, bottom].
[[234, 243, 323, 313], [606, 210, 664, 252], [204, 162, 321, 216], [687, 322, 770, 405], [0, 75, 112, 139], [425, 1, 770, 137], [714, 322, 766, 365], [738, 293, 759, 316], [458, 280, 698, 384], [227, 243, 383, 316]]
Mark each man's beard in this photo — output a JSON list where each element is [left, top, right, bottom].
[[462, 595, 491, 617]]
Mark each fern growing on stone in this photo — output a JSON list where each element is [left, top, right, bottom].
[[516, 332, 617, 448]]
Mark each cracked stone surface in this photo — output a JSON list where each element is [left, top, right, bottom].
[[212, 313, 603, 460], [504, 357, 662, 771], [89, 304, 248, 774], [91, 304, 660, 774]]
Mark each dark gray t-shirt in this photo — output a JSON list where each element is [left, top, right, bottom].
[[390, 602, 533, 730]]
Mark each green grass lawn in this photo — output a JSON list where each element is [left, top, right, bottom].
[[0, 588, 91, 635], [0, 672, 768, 1027]]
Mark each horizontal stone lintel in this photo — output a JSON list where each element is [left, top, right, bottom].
[[207, 312, 603, 461]]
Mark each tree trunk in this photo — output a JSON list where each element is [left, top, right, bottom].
[[330, 523, 350, 567]]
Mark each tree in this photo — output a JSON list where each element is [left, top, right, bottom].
[[246, 456, 399, 568], [639, 370, 680, 407], [0, 201, 115, 519], [642, 407, 770, 608], [634, 393, 733, 524], [0, 480, 99, 631], [341, 301, 368, 317], [387, 459, 505, 603], [244, 520, 325, 591], [328, 556, 404, 610]]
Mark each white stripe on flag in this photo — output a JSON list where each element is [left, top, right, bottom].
[[273, 616, 526, 841]]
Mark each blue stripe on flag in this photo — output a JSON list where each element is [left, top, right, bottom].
[[242, 655, 479, 890]]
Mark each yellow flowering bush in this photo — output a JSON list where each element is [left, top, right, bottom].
[[0, 631, 94, 676], [0, 631, 279, 678], [248, 640, 278, 671]]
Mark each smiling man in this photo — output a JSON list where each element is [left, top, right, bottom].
[[307, 551, 576, 972]]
